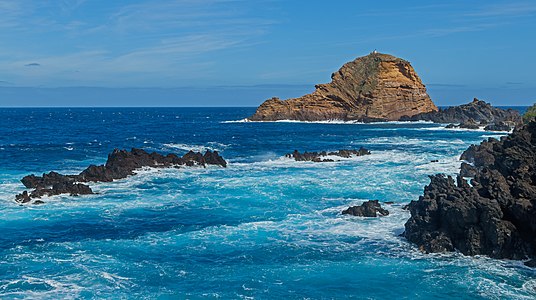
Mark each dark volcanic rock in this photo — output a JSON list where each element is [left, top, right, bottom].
[[403, 121, 536, 263], [16, 148, 227, 204], [286, 148, 371, 162], [203, 150, 227, 167], [401, 98, 522, 126], [458, 119, 480, 129], [342, 200, 390, 217], [459, 162, 477, 177], [484, 122, 512, 132]]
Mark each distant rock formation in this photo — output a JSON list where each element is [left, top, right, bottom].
[[285, 148, 371, 162], [342, 200, 390, 217], [249, 52, 438, 122], [403, 121, 536, 264], [401, 98, 522, 128], [16, 148, 227, 204]]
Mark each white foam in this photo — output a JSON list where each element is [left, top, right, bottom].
[[422, 126, 513, 134], [222, 119, 434, 125], [162, 142, 230, 152], [364, 137, 466, 146]]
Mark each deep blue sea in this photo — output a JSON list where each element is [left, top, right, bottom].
[[0, 107, 535, 299]]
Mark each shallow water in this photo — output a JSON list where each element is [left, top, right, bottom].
[[0, 107, 534, 299]]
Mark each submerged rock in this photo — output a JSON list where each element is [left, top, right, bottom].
[[286, 148, 371, 162], [403, 121, 536, 263], [249, 52, 437, 122], [16, 148, 227, 203], [342, 200, 390, 217], [401, 98, 521, 126]]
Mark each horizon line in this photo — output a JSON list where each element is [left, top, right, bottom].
[[0, 105, 531, 109]]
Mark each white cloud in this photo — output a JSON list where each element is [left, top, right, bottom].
[[465, 2, 536, 17], [0, 0, 277, 86]]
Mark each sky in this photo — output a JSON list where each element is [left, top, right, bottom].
[[0, 0, 535, 107]]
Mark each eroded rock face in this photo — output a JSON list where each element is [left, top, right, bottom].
[[249, 52, 437, 122], [16, 148, 227, 204], [285, 148, 371, 162], [401, 98, 522, 126], [403, 122, 536, 262], [342, 200, 390, 217]]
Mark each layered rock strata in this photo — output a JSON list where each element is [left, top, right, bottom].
[[403, 122, 536, 264], [16, 148, 227, 204], [249, 52, 438, 122]]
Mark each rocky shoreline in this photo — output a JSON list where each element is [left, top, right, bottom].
[[16, 148, 227, 204], [403, 121, 536, 265]]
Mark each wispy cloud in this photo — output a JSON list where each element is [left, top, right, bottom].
[[0, 1, 25, 28], [465, 2, 536, 17], [0, 0, 277, 86]]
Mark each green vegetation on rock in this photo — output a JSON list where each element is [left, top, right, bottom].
[[524, 103, 536, 123]]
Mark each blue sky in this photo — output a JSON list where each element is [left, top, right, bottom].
[[0, 0, 535, 106]]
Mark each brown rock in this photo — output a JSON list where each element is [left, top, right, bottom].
[[249, 52, 437, 122]]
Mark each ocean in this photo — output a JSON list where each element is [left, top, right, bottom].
[[0, 107, 534, 299]]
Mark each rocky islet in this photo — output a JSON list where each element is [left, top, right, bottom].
[[285, 148, 371, 162], [249, 52, 438, 122], [16, 148, 227, 204]]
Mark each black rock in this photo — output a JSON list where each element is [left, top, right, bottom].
[[203, 150, 227, 167], [401, 98, 522, 125], [525, 259, 536, 268], [403, 121, 536, 261], [16, 148, 227, 204], [286, 147, 371, 162], [459, 162, 477, 177], [342, 200, 390, 217], [484, 122, 512, 132], [458, 119, 480, 130]]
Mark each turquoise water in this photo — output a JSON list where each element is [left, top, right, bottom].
[[0, 107, 535, 299]]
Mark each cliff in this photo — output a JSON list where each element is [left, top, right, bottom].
[[248, 52, 438, 122], [404, 121, 536, 264]]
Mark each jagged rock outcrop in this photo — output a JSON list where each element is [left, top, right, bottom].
[[285, 148, 371, 162], [483, 122, 512, 132], [342, 200, 390, 217], [249, 52, 438, 122], [403, 122, 536, 264], [16, 148, 227, 204], [401, 98, 522, 128]]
